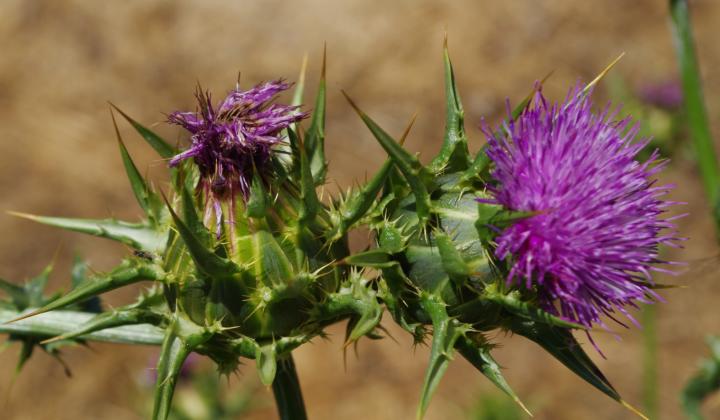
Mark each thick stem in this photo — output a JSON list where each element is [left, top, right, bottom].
[[271, 354, 307, 420], [0, 309, 164, 345]]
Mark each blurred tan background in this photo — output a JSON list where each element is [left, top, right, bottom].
[[1, 0, 719, 419]]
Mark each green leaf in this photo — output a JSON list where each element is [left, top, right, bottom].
[[112, 109, 161, 222], [378, 221, 408, 254], [26, 265, 53, 308], [456, 335, 531, 417], [41, 292, 165, 344], [165, 197, 241, 281], [460, 147, 491, 184], [41, 307, 162, 345], [331, 159, 393, 240], [343, 249, 395, 268], [10, 212, 166, 252], [256, 343, 278, 386], [434, 231, 470, 279], [417, 293, 468, 419], [246, 174, 268, 219], [343, 92, 434, 227], [295, 128, 321, 226], [484, 286, 585, 330], [180, 184, 212, 247], [670, 0, 720, 232], [314, 274, 382, 343], [0, 309, 164, 345], [429, 39, 469, 173], [110, 104, 177, 159], [304, 47, 328, 185], [510, 319, 639, 413], [9, 260, 164, 321], [153, 326, 192, 420], [253, 231, 295, 288]]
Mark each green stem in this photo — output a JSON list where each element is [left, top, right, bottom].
[[271, 354, 307, 420], [670, 0, 720, 232], [0, 309, 164, 345]]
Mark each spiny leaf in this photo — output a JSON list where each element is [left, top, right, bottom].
[[429, 37, 469, 174], [41, 291, 165, 344], [9, 212, 166, 252], [294, 128, 321, 226], [343, 91, 434, 227], [41, 307, 163, 345], [434, 231, 470, 279], [110, 103, 177, 159], [152, 318, 210, 420], [456, 335, 532, 417], [252, 231, 295, 288], [304, 46, 328, 185], [8, 259, 164, 322], [0, 309, 165, 345], [164, 196, 241, 280], [180, 184, 212, 247], [417, 293, 468, 419], [484, 285, 585, 330], [112, 109, 161, 221], [509, 319, 641, 415], [314, 274, 382, 343], [333, 115, 416, 240]]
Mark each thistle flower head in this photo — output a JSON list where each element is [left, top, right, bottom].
[[168, 80, 306, 210], [483, 86, 681, 329]]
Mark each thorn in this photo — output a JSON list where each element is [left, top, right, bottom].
[[540, 69, 555, 85], [298, 54, 309, 83], [620, 399, 649, 420], [6, 210, 38, 221], [514, 397, 533, 417], [321, 43, 327, 79], [341, 90, 362, 116], [5, 309, 43, 324], [399, 113, 418, 146], [582, 52, 625, 95], [39, 336, 63, 345]]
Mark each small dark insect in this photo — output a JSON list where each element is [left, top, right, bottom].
[[133, 250, 156, 261]]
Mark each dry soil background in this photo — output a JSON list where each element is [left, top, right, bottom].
[[0, 1, 719, 419]]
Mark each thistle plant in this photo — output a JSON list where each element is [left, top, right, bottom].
[[0, 42, 682, 420]]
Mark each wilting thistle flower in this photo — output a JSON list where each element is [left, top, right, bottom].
[[168, 80, 306, 226], [484, 86, 682, 329]]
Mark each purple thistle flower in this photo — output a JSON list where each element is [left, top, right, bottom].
[[168, 80, 306, 228], [483, 86, 683, 330]]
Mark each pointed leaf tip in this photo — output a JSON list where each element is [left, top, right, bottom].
[[109, 103, 177, 159]]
